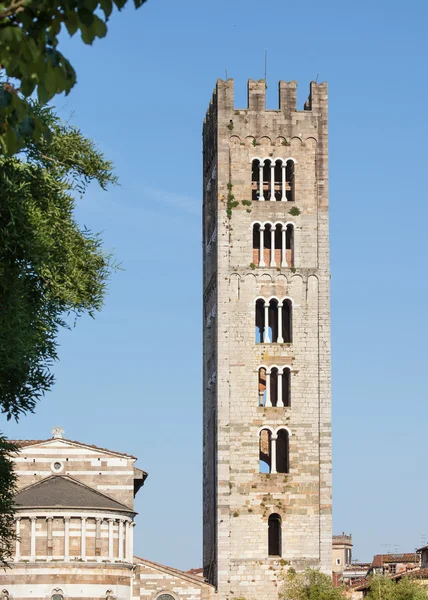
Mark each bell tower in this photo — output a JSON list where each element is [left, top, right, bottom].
[[202, 78, 332, 599]]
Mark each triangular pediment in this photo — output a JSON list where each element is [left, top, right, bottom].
[[15, 475, 134, 513]]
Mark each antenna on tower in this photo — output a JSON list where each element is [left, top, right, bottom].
[[225, 69, 228, 80], [264, 49, 268, 88], [315, 73, 319, 83]]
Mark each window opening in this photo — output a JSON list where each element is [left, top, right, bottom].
[[282, 300, 292, 343], [262, 160, 270, 200], [252, 160, 260, 201], [259, 429, 271, 473], [286, 224, 294, 267], [286, 160, 295, 202], [157, 595, 176, 600], [268, 299, 278, 343], [258, 367, 267, 406], [274, 160, 282, 200], [255, 299, 265, 343], [270, 368, 278, 407], [276, 429, 289, 474], [268, 514, 282, 556], [252, 224, 261, 266], [282, 368, 291, 407]]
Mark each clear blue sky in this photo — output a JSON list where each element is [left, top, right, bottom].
[[4, 0, 428, 569]]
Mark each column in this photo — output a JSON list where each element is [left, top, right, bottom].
[[127, 522, 135, 563], [64, 517, 70, 560], [265, 370, 272, 407], [263, 302, 270, 343], [281, 225, 287, 267], [270, 162, 275, 201], [270, 226, 276, 267], [108, 519, 114, 560], [277, 371, 284, 407], [118, 519, 124, 560], [277, 302, 283, 343], [46, 516, 53, 560], [271, 436, 277, 474], [15, 518, 21, 561], [81, 517, 86, 560], [281, 162, 287, 201], [95, 518, 102, 561], [258, 161, 265, 200], [259, 227, 265, 267], [30, 516, 36, 560]]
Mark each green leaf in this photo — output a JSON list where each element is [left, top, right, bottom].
[[100, 0, 113, 18], [80, 24, 96, 45], [77, 7, 94, 26], [134, 0, 147, 6], [20, 78, 37, 98], [64, 11, 79, 37], [93, 15, 107, 38]]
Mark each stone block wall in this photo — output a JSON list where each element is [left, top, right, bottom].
[[202, 78, 332, 600]]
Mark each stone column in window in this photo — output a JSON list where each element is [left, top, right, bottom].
[[95, 518, 102, 561], [281, 225, 287, 267], [277, 302, 284, 343], [108, 519, 114, 560], [46, 516, 53, 560], [270, 226, 276, 267], [265, 370, 272, 407], [259, 227, 265, 267], [30, 516, 36, 560], [270, 163, 275, 201], [259, 161, 265, 201], [281, 162, 287, 201], [118, 519, 124, 560], [263, 302, 270, 343], [277, 371, 284, 407], [64, 517, 70, 561], [15, 518, 21, 561], [81, 517, 86, 560], [127, 521, 135, 563], [271, 435, 277, 474]]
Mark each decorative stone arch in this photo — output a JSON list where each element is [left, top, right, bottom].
[[155, 592, 180, 600]]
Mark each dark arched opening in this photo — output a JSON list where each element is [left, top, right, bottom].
[[268, 513, 282, 556]]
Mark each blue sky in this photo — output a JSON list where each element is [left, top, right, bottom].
[[4, 0, 428, 569]]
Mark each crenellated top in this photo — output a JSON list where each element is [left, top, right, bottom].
[[207, 78, 328, 115]]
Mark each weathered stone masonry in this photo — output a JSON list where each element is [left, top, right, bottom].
[[202, 78, 332, 600]]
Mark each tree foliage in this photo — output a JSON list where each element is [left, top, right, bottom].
[[366, 575, 428, 600], [0, 102, 117, 421], [0, 102, 116, 563], [279, 568, 346, 600], [0, 0, 147, 154], [0, 436, 18, 566]]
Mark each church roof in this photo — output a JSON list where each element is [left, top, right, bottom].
[[11, 437, 138, 460], [15, 475, 135, 514]]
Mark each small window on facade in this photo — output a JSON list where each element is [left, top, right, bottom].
[[1, 592, 9, 600], [157, 595, 176, 600], [51, 594, 64, 600], [268, 513, 282, 556], [105, 591, 115, 600], [336, 558, 341, 565]]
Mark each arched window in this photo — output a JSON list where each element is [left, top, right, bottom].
[[286, 224, 294, 267], [51, 591, 64, 600], [281, 300, 292, 343], [263, 159, 271, 200], [268, 514, 282, 556], [255, 298, 293, 344], [258, 366, 291, 407], [157, 595, 176, 600], [285, 159, 295, 202], [276, 429, 289, 474], [255, 299, 265, 343], [274, 160, 282, 200], [252, 159, 260, 200], [259, 428, 271, 473]]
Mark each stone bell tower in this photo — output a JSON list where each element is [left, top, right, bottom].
[[202, 78, 332, 600]]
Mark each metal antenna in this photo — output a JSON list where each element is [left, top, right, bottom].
[[264, 49, 268, 87], [315, 73, 319, 83], [225, 69, 228, 80]]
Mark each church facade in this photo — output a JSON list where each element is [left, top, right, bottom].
[[0, 431, 214, 600], [202, 78, 332, 599]]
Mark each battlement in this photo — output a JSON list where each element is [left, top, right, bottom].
[[207, 78, 327, 116]]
